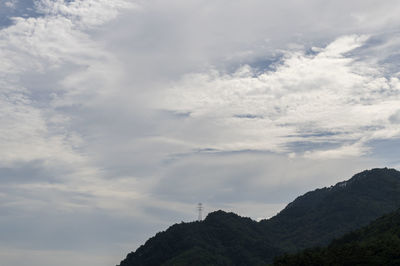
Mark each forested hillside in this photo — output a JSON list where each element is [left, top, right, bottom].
[[274, 208, 400, 265], [118, 168, 400, 266]]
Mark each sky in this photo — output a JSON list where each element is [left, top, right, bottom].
[[1, 0, 400, 265]]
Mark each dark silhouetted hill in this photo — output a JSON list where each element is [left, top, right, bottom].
[[118, 168, 400, 265], [274, 208, 400, 265], [262, 167, 400, 251], [119, 211, 281, 266]]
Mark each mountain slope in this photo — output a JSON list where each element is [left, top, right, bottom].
[[274, 208, 400, 265], [118, 168, 400, 265], [262, 167, 400, 251], [119, 211, 282, 266]]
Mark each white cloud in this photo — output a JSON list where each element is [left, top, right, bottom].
[[0, 0, 141, 264], [304, 142, 369, 159], [157, 35, 400, 157], [0, 0, 134, 172], [2, 1, 400, 265], [35, 0, 135, 27], [4, 0, 17, 8]]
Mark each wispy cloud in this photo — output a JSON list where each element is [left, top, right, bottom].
[[158, 35, 400, 157], [2, 1, 400, 265]]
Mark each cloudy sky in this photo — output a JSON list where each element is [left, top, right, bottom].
[[1, 0, 400, 265]]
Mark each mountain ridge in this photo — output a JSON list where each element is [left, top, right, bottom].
[[118, 167, 400, 265]]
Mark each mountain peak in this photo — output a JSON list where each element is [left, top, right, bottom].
[[328, 167, 399, 190], [204, 210, 247, 221], [347, 167, 399, 182]]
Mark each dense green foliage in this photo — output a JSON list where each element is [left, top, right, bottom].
[[262, 167, 400, 251], [118, 168, 400, 266], [274, 208, 400, 265], [119, 211, 281, 266]]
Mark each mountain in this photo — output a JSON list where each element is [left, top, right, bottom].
[[261, 167, 400, 251], [274, 208, 400, 265], [120, 211, 281, 266], [118, 168, 400, 265]]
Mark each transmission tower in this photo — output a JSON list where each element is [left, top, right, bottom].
[[197, 203, 203, 221]]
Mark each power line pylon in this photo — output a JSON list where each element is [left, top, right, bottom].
[[197, 203, 203, 221]]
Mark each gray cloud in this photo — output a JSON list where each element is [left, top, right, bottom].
[[153, 151, 373, 205], [389, 110, 400, 124], [0, 160, 58, 184], [2, 1, 400, 265]]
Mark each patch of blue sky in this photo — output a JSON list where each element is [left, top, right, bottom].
[[285, 140, 342, 154], [287, 131, 341, 138], [160, 110, 192, 119], [216, 53, 285, 76], [0, 0, 40, 28], [233, 114, 263, 119], [367, 138, 400, 166], [247, 55, 285, 74]]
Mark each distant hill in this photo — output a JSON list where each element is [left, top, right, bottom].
[[274, 208, 400, 265], [120, 211, 281, 266], [118, 168, 400, 265]]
